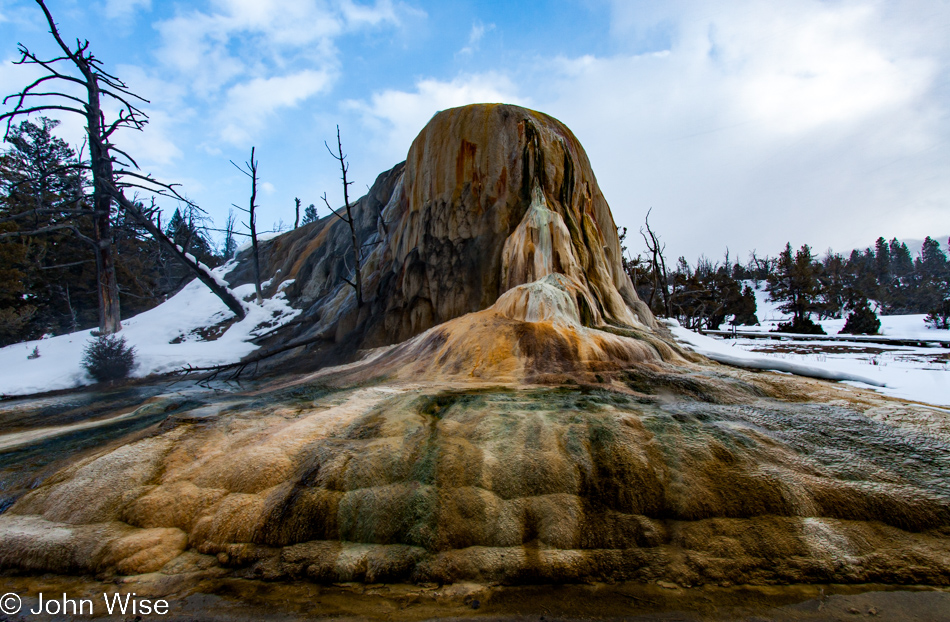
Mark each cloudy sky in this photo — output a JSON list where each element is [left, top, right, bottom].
[[1, 0, 948, 264]]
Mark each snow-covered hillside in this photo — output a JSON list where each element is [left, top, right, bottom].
[[0, 263, 299, 396], [676, 282, 950, 406]]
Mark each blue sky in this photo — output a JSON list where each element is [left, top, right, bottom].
[[1, 0, 949, 263]]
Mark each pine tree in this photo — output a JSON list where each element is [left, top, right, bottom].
[[873, 237, 892, 311], [0, 223, 32, 344], [919, 237, 948, 276], [732, 284, 759, 326], [768, 243, 825, 334], [0, 117, 97, 340], [817, 252, 846, 319], [840, 298, 880, 335], [844, 248, 876, 310], [302, 203, 318, 225], [165, 206, 214, 263], [888, 238, 915, 313], [916, 237, 949, 313], [924, 300, 950, 330]]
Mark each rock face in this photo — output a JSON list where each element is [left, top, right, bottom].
[[229, 104, 658, 373]]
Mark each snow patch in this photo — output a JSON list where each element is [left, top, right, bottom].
[[665, 319, 887, 387], [236, 231, 282, 253], [0, 264, 300, 397]]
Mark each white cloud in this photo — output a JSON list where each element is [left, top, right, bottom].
[[154, 0, 401, 92], [343, 0, 950, 260], [707, 3, 934, 136], [105, 0, 151, 20], [539, 1, 950, 258], [149, 0, 408, 154], [339, 0, 398, 27], [112, 109, 184, 168], [345, 72, 527, 163], [459, 20, 494, 55], [218, 69, 332, 145]]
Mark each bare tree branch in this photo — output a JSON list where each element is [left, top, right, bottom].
[[324, 125, 363, 307], [231, 147, 263, 303], [0, 222, 96, 247]]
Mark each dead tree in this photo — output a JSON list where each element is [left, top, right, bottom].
[[222, 209, 238, 259], [640, 208, 671, 317], [322, 125, 363, 308], [231, 147, 262, 304], [0, 0, 245, 330], [294, 197, 301, 229], [749, 250, 774, 287]]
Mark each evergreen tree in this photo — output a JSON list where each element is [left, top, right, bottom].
[[0, 221, 32, 344], [889, 238, 914, 278], [301, 203, 318, 225], [0, 118, 96, 341], [1, 2, 247, 329], [165, 206, 214, 263], [665, 254, 757, 330], [768, 243, 825, 334], [887, 238, 915, 313], [731, 284, 759, 326], [844, 248, 876, 310], [873, 237, 892, 311], [919, 236, 948, 276], [924, 300, 950, 330], [152, 206, 220, 296], [916, 237, 949, 312], [840, 298, 880, 335], [874, 237, 891, 281], [817, 252, 846, 319]]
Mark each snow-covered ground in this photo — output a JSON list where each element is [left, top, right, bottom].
[[744, 282, 949, 340], [0, 262, 300, 397], [670, 282, 950, 406], [1, 274, 946, 406]]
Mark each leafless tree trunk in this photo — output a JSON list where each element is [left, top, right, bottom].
[[223, 209, 237, 259], [294, 197, 301, 229], [109, 192, 246, 318], [322, 125, 363, 308], [640, 208, 671, 317], [231, 147, 262, 304], [0, 0, 246, 328]]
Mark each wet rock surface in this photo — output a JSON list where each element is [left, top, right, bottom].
[[1, 377, 947, 587]]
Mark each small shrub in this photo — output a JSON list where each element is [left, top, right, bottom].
[[925, 299, 950, 330], [81, 334, 136, 382], [840, 299, 881, 335], [772, 316, 826, 335]]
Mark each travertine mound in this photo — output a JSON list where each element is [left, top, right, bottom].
[[1, 381, 947, 585], [313, 274, 686, 385], [228, 104, 658, 372]]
